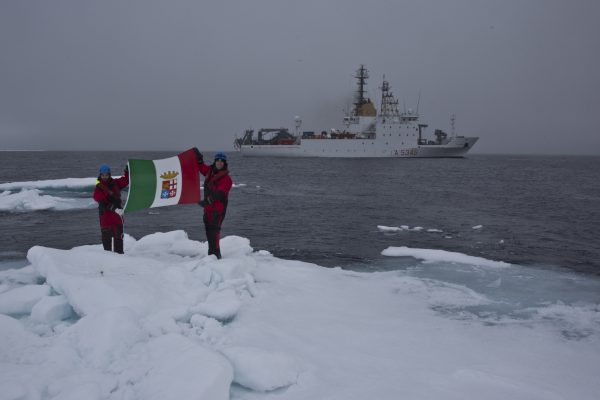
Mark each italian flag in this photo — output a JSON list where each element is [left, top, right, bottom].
[[123, 148, 200, 213]]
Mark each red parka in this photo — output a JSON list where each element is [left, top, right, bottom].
[[93, 175, 129, 228], [198, 163, 232, 225]]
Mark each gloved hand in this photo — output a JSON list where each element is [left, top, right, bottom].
[[198, 197, 212, 207], [213, 191, 225, 201], [110, 196, 122, 210], [193, 147, 203, 163]]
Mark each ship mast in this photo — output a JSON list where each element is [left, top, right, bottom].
[[379, 76, 400, 118], [353, 65, 369, 116]]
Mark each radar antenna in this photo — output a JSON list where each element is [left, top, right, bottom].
[[379, 76, 400, 118]]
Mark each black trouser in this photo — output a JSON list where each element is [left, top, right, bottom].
[[101, 224, 124, 254], [203, 212, 223, 259]]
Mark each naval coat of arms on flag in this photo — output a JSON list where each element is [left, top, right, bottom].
[[160, 171, 179, 199], [123, 149, 201, 213]]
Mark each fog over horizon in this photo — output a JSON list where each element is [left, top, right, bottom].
[[1, 0, 599, 154]]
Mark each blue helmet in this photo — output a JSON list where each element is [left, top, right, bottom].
[[98, 164, 111, 174], [214, 152, 227, 162]]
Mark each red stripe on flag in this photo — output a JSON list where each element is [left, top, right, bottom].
[[177, 149, 201, 204]]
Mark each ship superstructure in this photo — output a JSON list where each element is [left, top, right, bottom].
[[234, 65, 478, 157]]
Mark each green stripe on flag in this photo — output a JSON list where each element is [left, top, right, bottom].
[[124, 159, 157, 213]]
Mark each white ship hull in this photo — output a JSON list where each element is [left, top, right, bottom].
[[240, 136, 478, 158]]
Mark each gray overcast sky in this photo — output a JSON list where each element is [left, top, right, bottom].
[[1, 0, 599, 154]]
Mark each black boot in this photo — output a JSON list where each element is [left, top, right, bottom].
[[205, 221, 218, 258], [101, 228, 112, 251], [113, 224, 124, 254]]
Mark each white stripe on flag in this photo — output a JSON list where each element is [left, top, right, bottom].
[[150, 156, 183, 208]]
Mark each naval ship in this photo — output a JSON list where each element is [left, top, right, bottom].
[[234, 65, 478, 157]]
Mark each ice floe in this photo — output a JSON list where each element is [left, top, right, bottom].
[[0, 231, 599, 399]]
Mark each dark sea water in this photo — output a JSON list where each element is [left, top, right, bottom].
[[1, 151, 599, 275]]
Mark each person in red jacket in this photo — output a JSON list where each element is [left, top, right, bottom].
[[93, 164, 129, 254], [194, 149, 232, 259]]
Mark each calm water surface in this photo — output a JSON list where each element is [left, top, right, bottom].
[[1, 152, 599, 275]]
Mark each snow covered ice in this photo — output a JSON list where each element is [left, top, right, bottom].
[[0, 178, 97, 212], [381, 246, 510, 268], [1, 231, 600, 399], [0, 178, 247, 212], [0, 178, 97, 192]]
